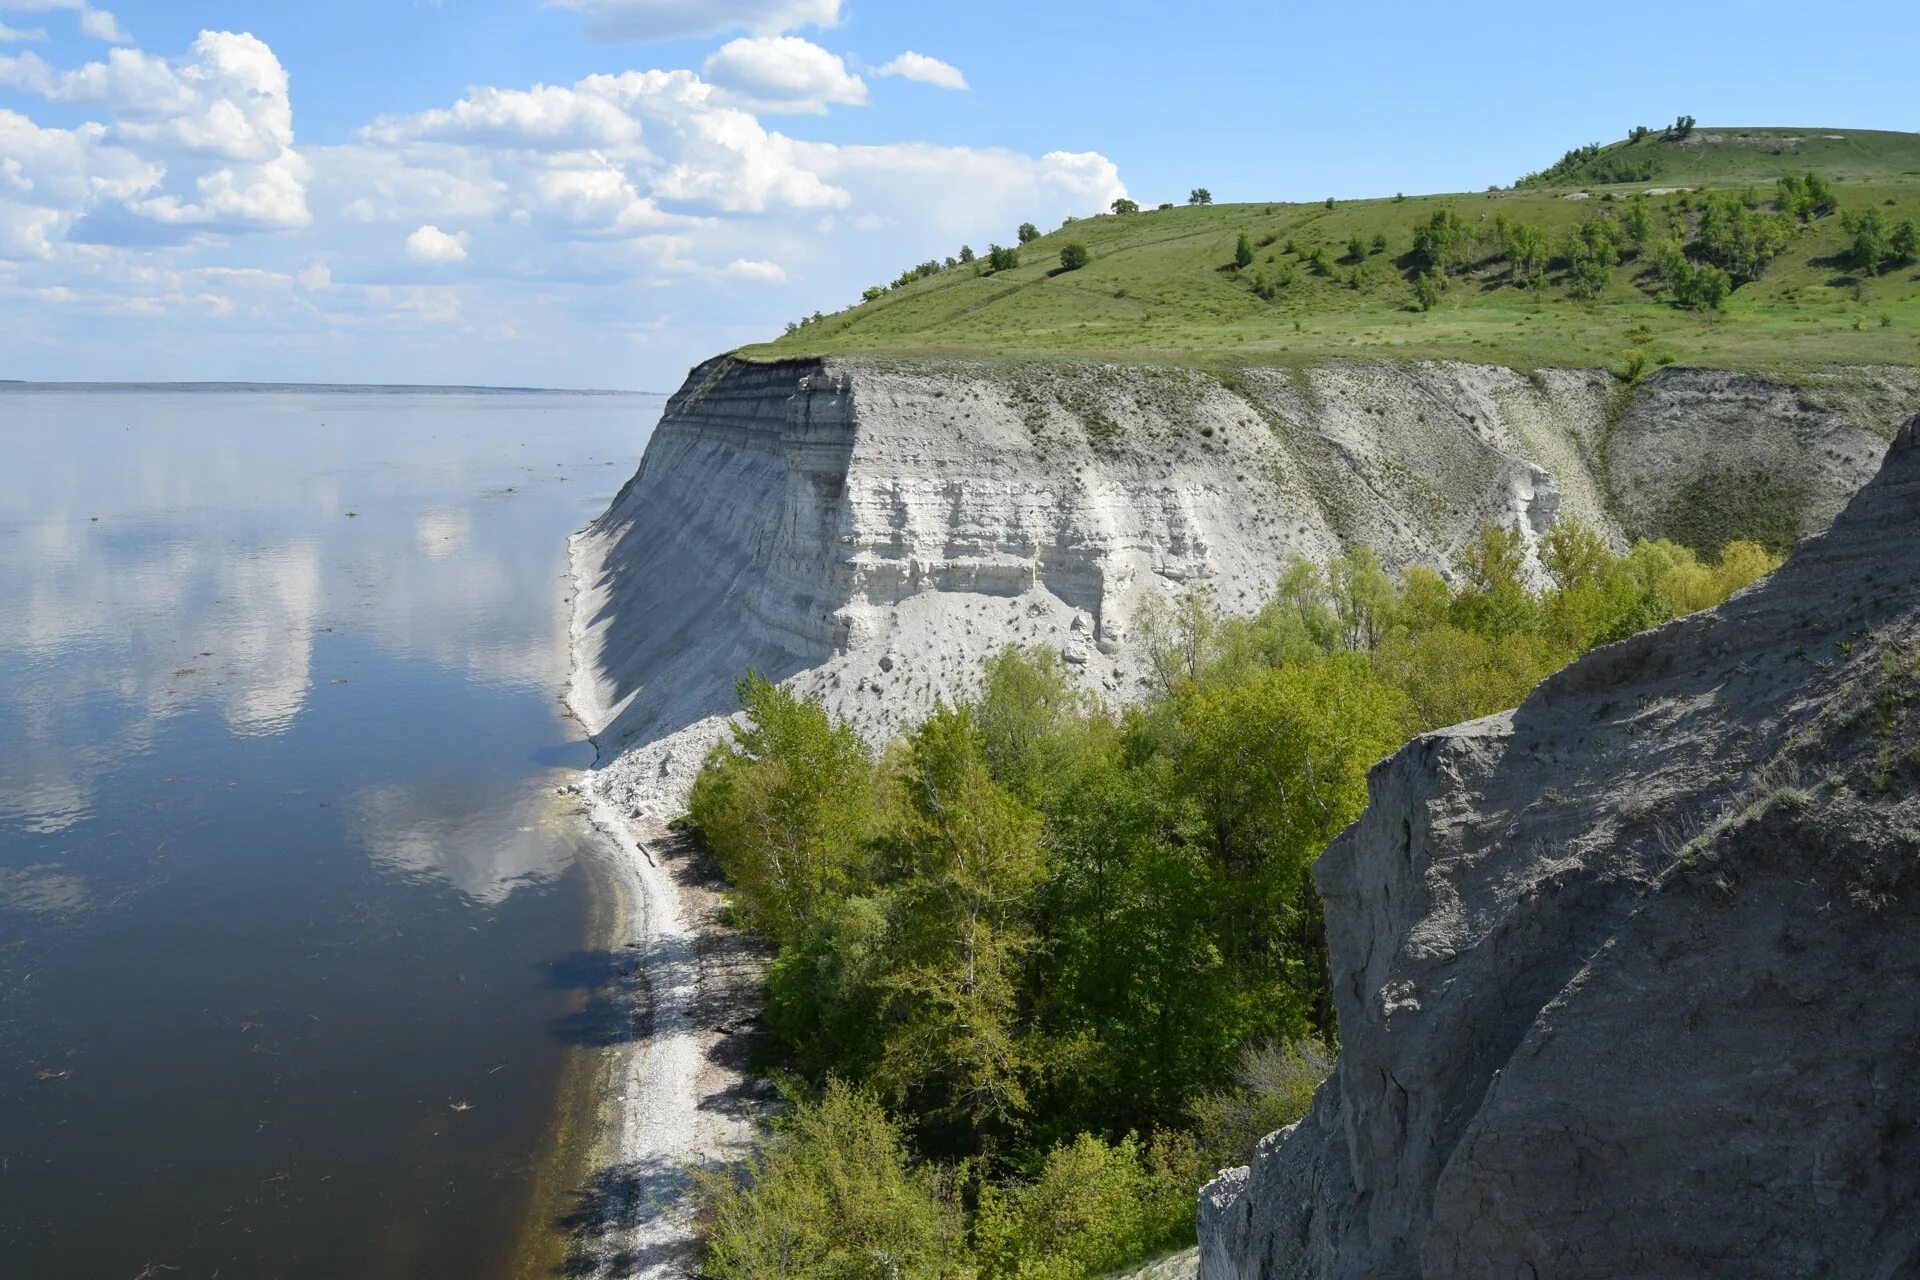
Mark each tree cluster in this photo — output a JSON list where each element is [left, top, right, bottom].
[[688, 522, 1780, 1279]]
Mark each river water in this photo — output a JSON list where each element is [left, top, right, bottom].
[[0, 386, 661, 1278]]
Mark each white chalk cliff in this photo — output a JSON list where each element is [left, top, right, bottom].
[[570, 354, 1910, 819]]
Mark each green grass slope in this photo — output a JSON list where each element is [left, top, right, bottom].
[[747, 127, 1920, 374]]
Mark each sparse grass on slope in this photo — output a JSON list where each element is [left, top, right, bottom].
[[746, 127, 1920, 374]]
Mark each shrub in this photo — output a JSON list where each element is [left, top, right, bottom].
[[1058, 242, 1090, 272], [697, 1080, 966, 1280], [1190, 1039, 1333, 1169], [1017, 222, 1040, 244], [1891, 218, 1920, 266], [973, 1133, 1194, 1280], [987, 244, 1021, 273], [1234, 232, 1254, 270], [1412, 271, 1442, 312]]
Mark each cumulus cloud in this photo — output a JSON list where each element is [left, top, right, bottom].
[[0, 0, 128, 44], [405, 223, 469, 264], [0, 21, 47, 41], [548, 0, 841, 43], [0, 16, 1127, 387], [0, 31, 309, 237], [726, 257, 785, 281], [875, 51, 968, 92], [703, 36, 865, 115]]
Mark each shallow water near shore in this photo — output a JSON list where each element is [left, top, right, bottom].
[[0, 386, 661, 1278]]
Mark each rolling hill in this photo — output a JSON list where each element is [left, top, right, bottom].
[[746, 126, 1920, 374]]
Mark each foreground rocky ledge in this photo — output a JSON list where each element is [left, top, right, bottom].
[[1199, 417, 1920, 1277]]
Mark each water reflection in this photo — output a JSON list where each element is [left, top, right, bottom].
[[0, 386, 662, 1280], [354, 782, 577, 906]]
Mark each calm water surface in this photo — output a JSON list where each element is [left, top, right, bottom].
[[0, 386, 662, 1278]]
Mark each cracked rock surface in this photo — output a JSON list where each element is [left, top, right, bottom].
[[1198, 417, 1920, 1279]]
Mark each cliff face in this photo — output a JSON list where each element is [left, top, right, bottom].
[[570, 355, 1914, 818], [1198, 418, 1920, 1279]]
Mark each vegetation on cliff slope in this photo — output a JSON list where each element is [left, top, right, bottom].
[[748, 127, 1920, 373], [684, 526, 1779, 1279]]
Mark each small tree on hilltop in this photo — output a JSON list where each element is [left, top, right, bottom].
[[1234, 232, 1254, 270], [1059, 242, 1090, 272], [1189, 188, 1213, 206], [1018, 222, 1040, 244], [958, 244, 976, 264], [1111, 198, 1140, 216], [987, 244, 1021, 273]]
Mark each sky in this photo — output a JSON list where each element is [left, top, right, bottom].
[[1, 0, 1915, 390]]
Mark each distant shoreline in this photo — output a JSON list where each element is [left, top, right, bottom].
[[0, 380, 658, 396]]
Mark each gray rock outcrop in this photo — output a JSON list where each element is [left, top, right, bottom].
[[1198, 417, 1920, 1279]]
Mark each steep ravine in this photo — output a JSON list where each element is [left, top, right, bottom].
[[1198, 417, 1920, 1279]]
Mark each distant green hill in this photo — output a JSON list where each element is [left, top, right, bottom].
[[1519, 125, 1920, 188], [747, 127, 1920, 374]]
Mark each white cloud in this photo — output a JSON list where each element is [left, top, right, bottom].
[[0, 31, 309, 235], [405, 223, 470, 264], [875, 51, 968, 92], [726, 257, 785, 281], [0, 21, 46, 40], [0, 0, 128, 44], [703, 36, 865, 115], [548, 0, 841, 43]]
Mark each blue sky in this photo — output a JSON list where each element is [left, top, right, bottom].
[[1, 0, 1915, 389]]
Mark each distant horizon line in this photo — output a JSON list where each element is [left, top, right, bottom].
[[0, 379, 660, 396]]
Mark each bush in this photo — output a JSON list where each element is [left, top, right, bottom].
[[1190, 1039, 1333, 1169], [697, 1080, 966, 1280], [1110, 198, 1140, 216], [972, 1133, 1194, 1280], [1058, 242, 1090, 272], [1412, 271, 1442, 311], [1234, 232, 1254, 270], [1017, 222, 1040, 244], [987, 244, 1021, 273]]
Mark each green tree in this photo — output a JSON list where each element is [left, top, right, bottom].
[[1890, 218, 1920, 266], [973, 1133, 1192, 1280], [876, 706, 1047, 1141], [1234, 232, 1254, 270], [1624, 194, 1653, 247], [1411, 208, 1469, 274], [1017, 221, 1040, 244], [957, 244, 975, 264], [1110, 198, 1140, 216], [1188, 188, 1213, 206], [1058, 242, 1091, 272], [697, 1080, 966, 1280], [1412, 270, 1442, 311], [688, 674, 876, 945], [986, 244, 1021, 272]]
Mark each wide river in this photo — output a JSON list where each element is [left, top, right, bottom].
[[0, 386, 662, 1278]]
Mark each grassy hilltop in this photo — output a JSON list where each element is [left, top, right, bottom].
[[747, 125, 1920, 373]]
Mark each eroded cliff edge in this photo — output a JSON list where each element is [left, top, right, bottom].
[[1198, 417, 1920, 1279], [571, 354, 1913, 819]]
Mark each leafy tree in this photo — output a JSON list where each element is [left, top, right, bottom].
[[1624, 194, 1653, 247], [697, 1080, 966, 1280], [1628, 124, 1652, 142], [1369, 231, 1389, 255], [1017, 221, 1040, 244], [875, 706, 1047, 1142], [986, 244, 1021, 273], [1844, 208, 1887, 274], [1234, 232, 1255, 270], [1892, 218, 1920, 266], [1564, 214, 1621, 299], [688, 673, 877, 945], [973, 1133, 1192, 1280], [957, 244, 975, 264], [1058, 242, 1091, 272], [1111, 198, 1141, 216], [1411, 208, 1469, 274], [1412, 271, 1442, 311], [862, 285, 885, 302], [1188, 188, 1213, 206]]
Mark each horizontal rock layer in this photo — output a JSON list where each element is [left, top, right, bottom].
[[572, 355, 1915, 819]]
